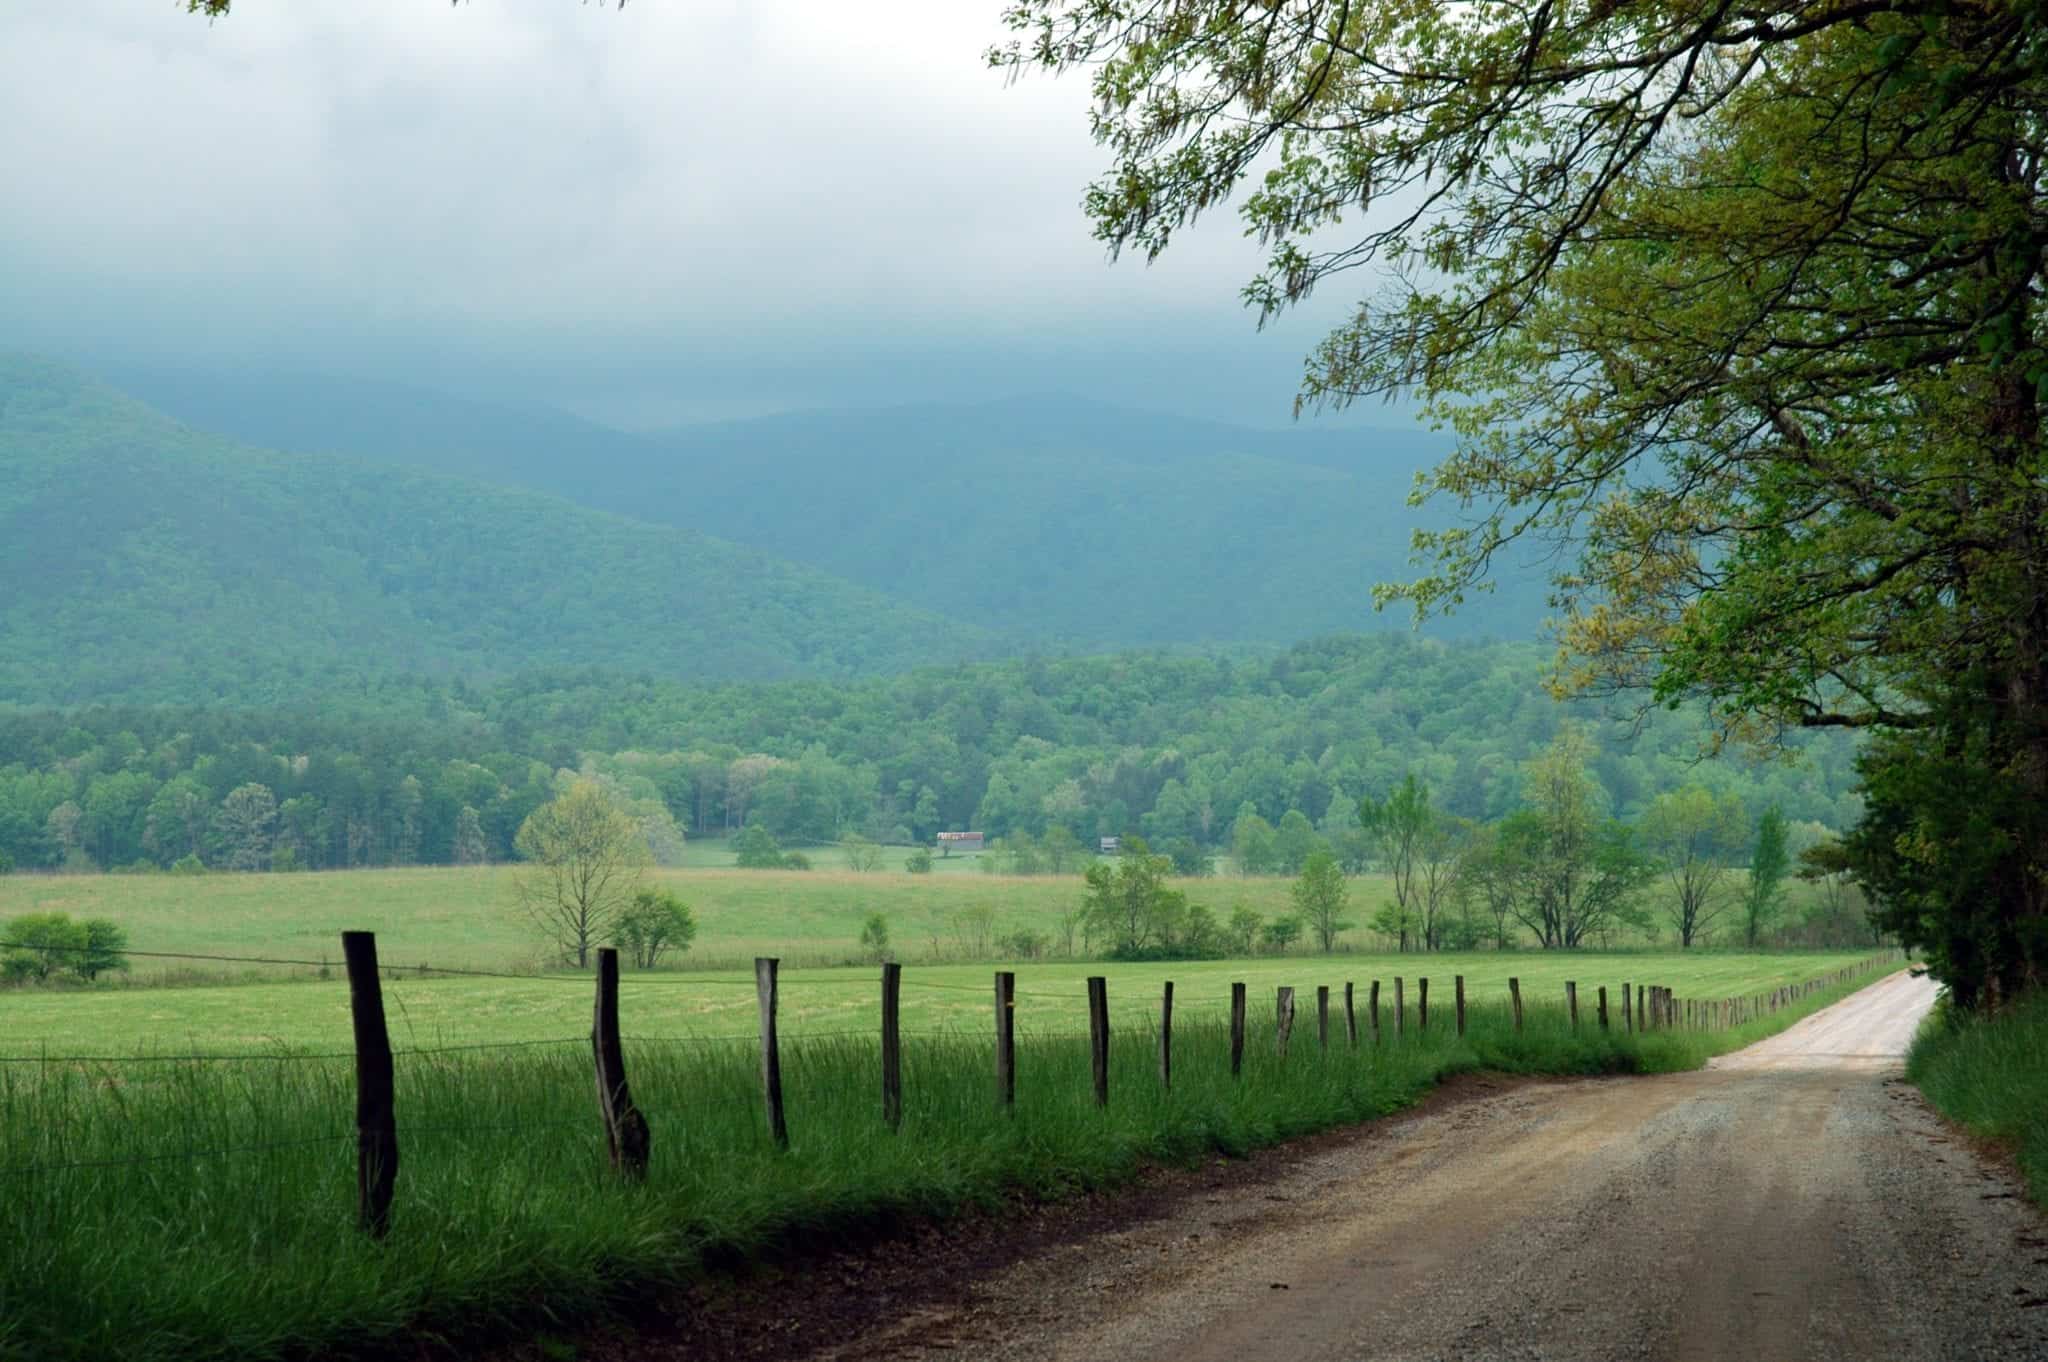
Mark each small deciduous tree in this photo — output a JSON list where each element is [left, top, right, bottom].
[[859, 911, 891, 961], [514, 781, 649, 969], [1291, 849, 1352, 953], [1226, 902, 1262, 956], [213, 783, 277, 872], [613, 889, 696, 969], [452, 805, 489, 866], [1080, 836, 1187, 957], [1259, 914, 1303, 954], [842, 834, 883, 873], [1640, 787, 1748, 948], [904, 847, 934, 874], [1743, 806, 1790, 948], [1, 913, 84, 983], [732, 823, 786, 869]]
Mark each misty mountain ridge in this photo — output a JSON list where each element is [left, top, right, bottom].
[[112, 363, 1550, 650], [0, 354, 995, 705]]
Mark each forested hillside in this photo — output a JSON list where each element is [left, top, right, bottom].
[[0, 634, 1859, 876], [0, 356, 993, 703], [112, 366, 1550, 647]]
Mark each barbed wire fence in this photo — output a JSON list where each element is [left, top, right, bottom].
[[0, 934, 1905, 1224]]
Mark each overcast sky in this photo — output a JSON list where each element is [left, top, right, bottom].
[[1, 2, 1390, 428]]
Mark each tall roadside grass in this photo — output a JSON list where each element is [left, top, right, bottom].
[[0, 960, 1902, 1362], [1907, 989, 2048, 1209]]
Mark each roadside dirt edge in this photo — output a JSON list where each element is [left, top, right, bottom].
[[462, 1071, 1549, 1362]]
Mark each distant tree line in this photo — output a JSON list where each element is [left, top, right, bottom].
[[0, 637, 1863, 892]]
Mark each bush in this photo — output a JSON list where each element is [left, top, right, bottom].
[[1260, 914, 1304, 953], [171, 854, 207, 875], [2, 913, 86, 983], [75, 919, 130, 981], [904, 848, 934, 874], [612, 890, 697, 969], [781, 851, 812, 871], [858, 912, 891, 962], [731, 824, 786, 869], [1000, 928, 1049, 959]]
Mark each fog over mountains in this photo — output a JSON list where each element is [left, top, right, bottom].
[[2, 354, 1550, 706]]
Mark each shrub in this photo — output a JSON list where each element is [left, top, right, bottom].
[[2, 913, 87, 983], [781, 850, 812, 871], [904, 848, 934, 874], [857, 912, 891, 961], [171, 854, 207, 875], [612, 890, 696, 969], [732, 824, 786, 869]]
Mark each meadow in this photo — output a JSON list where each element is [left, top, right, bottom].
[[0, 863, 1881, 1055], [0, 955, 1902, 1362], [0, 857, 1852, 979]]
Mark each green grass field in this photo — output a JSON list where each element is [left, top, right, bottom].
[[0, 860, 1851, 978], [0, 953, 1903, 1362], [0, 864, 1886, 1056]]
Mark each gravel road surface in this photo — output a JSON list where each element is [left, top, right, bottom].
[[803, 970, 2048, 1362]]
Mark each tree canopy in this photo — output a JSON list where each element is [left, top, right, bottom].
[[998, 0, 2048, 1007]]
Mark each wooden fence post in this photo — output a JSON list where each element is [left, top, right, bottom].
[[1455, 975, 1466, 1037], [881, 961, 902, 1132], [1566, 981, 1578, 1031], [1275, 986, 1295, 1058], [1509, 976, 1523, 1033], [1394, 976, 1405, 1038], [1317, 985, 1331, 1051], [1159, 981, 1174, 1092], [1623, 982, 1633, 1033], [591, 945, 652, 1178], [1369, 980, 1381, 1045], [1230, 981, 1247, 1077], [1087, 976, 1110, 1108], [1418, 977, 1430, 1033], [755, 957, 788, 1148], [995, 971, 1016, 1109], [1597, 985, 1609, 1031], [342, 931, 399, 1236], [1344, 982, 1359, 1049]]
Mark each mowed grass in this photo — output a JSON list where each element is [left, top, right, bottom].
[[2, 949, 1892, 1056], [0, 864, 1313, 974], [0, 957, 1904, 1362]]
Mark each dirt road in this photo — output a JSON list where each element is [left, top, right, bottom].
[[797, 971, 2047, 1361]]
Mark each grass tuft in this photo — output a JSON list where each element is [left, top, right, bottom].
[[1907, 988, 2048, 1209]]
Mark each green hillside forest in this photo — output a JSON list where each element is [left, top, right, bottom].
[[111, 365, 1552, 647], [0, 355, 993, 704]]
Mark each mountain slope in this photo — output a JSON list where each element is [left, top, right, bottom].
[[111, 368, 1552, 647], [0, 356, 994, 705]]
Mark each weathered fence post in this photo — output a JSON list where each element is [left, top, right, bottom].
[[1087, 976, 1110, 1108], [1455, 975, 1466, 1037], [1159, 981, 1174, 1092], [881, 961, 902, 1132], [755, 957, 788, 1148], [1369, 979, 1381, 1045], [343, 931, 399, 1236], [1230, 981, 1247, 1077], [1509, 976, 1523, 1033], [590, 944, 652, 1178], [1275, 986, 1296, 1058], [1566, 981, 1579, 1031], [1317, 985, 1331, 1051], [1344, 982, 1359, 1049], [994, 971, 1016, 1109], [1623, 982, 1633, 1033], [1394, 976, 1405, 1038], [1418, 977, 1430, 1033], [1597, 985, 1609, 1031]]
